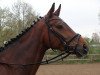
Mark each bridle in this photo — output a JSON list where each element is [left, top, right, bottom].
[[45, 18, 81, 54], [0, 17, 81, 67]]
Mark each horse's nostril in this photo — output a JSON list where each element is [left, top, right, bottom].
[[83, 44, 88, 54], [84, 49, 88, 54]]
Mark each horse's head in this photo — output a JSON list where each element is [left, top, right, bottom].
[[42, 3, 88, 57]]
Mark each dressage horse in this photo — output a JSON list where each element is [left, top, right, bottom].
[[0, 3, 88, 75]]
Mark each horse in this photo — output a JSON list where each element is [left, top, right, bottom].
[[0, 3, 88, 75]]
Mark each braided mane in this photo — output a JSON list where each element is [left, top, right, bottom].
[[0, 17, 42, 52]]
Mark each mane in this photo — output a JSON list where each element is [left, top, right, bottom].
[[0, 17, 43, 52]]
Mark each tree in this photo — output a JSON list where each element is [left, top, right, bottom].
[[0, 7, 13, 26], [21, 2, 37, 27], [0, 1, 38, 46], [91, 33, 100, 44], [12, 1, 37, 34]]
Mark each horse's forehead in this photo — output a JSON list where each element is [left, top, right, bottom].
[[54, 16, 64, 23], [49, 16, 62, 23], [52, 16, 60, 19]]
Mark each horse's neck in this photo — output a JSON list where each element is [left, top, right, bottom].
[[0, 23, 47, 65]]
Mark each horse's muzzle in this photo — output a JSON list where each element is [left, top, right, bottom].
[[74, 44, 88, 57]]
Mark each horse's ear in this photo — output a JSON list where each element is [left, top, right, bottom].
[[54, 4, 61, 16], [47, 3, 55, 18]]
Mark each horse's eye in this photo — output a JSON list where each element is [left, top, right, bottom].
[[55, 25, 63, 29]]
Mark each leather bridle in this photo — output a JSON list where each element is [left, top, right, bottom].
[[45, 18, 81, 54]]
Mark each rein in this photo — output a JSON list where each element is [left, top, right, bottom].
[[0, 52, 71, 66]]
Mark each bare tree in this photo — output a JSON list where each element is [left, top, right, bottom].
[[12, 1, 37, 34], [0, 7, 9, 26], [0, 1, 37, 46], [21, 3, 37, 27], [92, 33, 100, 43]]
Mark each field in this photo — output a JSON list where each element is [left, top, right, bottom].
[[36, 63, 100, 75]]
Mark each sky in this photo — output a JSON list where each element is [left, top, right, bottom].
[[0, 0, 100, 38]]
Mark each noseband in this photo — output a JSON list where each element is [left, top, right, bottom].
[[45, 18, 81, 53]]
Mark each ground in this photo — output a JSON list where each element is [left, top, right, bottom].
[[36, 63, 100, 75]]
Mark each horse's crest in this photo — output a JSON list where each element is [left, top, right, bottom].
[[0, 17, 41, 52]]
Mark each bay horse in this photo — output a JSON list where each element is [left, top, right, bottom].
[[0, 3, 88, 75]]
